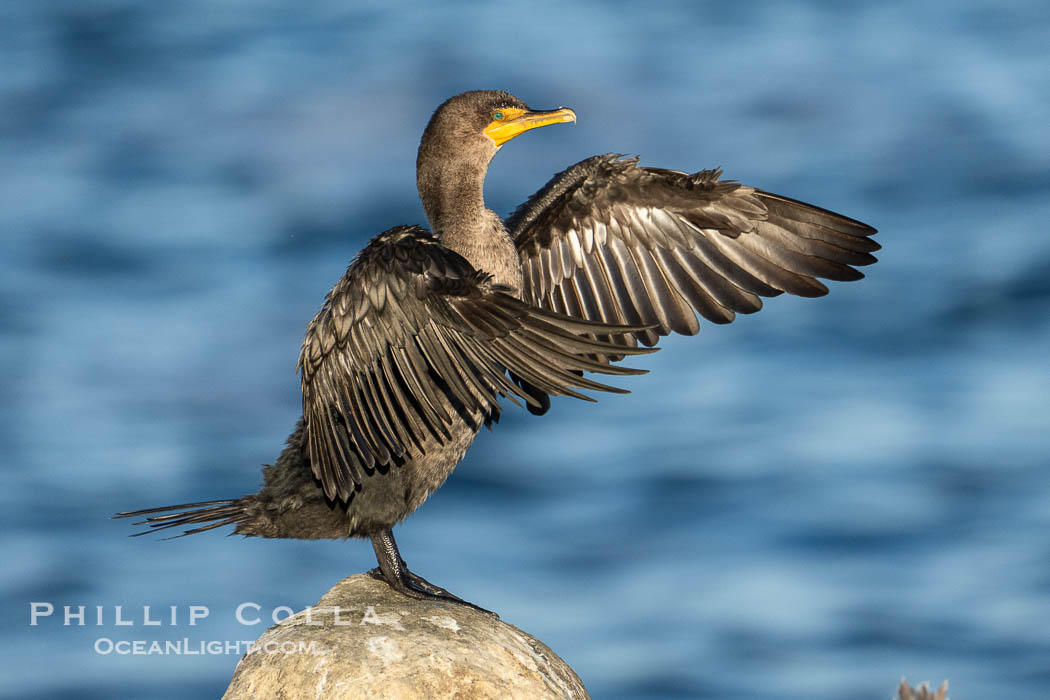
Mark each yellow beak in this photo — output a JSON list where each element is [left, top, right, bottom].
[[484, 107, 577, 147]]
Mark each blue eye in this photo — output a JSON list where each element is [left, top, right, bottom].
[[493, 111, 504, 121]]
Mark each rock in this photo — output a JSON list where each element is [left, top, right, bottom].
[[898, 678, 949, 700], [222, 574, 589, 699]]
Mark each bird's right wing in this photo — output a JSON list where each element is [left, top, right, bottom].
[[298, 225, 654, 503], [509, 154, 879, 349]]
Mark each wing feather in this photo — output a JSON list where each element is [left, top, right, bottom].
[[510, 155, 878, 348], [298, 225, 655, 502]]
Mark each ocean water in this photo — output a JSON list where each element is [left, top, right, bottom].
[[3, 1, 1049, 698]]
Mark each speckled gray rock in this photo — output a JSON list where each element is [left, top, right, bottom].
[[222, 574, 589, 700]]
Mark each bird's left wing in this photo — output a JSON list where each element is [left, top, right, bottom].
[[298, 225, 653, 503]]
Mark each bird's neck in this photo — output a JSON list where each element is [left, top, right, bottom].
[[417, 157, 522, 294], [417, 156, 489, 241]]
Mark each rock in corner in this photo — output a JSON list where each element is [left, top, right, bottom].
[[222, 574, 589, 699]]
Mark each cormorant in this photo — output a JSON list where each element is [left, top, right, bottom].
[[116, 90, 878, 609]]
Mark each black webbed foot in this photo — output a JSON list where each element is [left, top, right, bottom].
[[369, 530, 497, 617]]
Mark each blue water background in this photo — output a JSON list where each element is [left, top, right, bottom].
[[3, 1, 1049, 698]]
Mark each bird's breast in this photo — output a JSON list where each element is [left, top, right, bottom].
[[439, 213, 523, 298]]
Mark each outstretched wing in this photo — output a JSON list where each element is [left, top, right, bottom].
[[298, 225, 653, 503], [509, 154, 879, 349]]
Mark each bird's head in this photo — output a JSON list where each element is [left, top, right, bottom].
[[416, 90, 575, 233], [420, 90, 576, 160]]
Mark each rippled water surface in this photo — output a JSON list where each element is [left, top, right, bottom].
[[4, 2, 1049, 698]]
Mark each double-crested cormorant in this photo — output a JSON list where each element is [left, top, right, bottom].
[[117, 90, 878, 609]]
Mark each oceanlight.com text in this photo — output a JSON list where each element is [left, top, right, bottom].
[[93, 638, 323, 656]]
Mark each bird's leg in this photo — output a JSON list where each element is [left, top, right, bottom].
[[367, 528, 496, 616]]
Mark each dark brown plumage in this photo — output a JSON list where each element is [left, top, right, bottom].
[[116, 90, 878, 610]]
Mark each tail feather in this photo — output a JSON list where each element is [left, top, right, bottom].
[[113, 499, 248, 539]]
